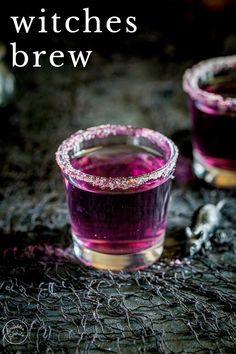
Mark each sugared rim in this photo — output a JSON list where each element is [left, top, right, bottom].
[[55, 124, 178, 191], [183, 55, 236, 111]]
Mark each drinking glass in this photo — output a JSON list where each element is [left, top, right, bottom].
[[56, 124, 178, 270], [183, 55, 236, 188]]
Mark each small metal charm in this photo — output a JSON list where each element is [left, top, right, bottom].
[[185, 200, 225, 256]]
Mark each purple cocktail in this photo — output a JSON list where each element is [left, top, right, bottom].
[[183, 56, 236, 188], [56, 125, 178, 270]]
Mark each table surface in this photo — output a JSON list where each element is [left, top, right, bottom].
[[0, 57, 235, 354]]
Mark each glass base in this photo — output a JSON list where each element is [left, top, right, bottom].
[[72, 233, 164, 271], [193, 153, 236, 188]]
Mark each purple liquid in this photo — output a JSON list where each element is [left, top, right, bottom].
[[191, 70, 236, 170], [65, 145, 171, 254]]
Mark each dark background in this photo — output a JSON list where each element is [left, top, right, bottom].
[[0, 1, 236, 353]]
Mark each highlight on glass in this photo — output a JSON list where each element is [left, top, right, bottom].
[[183, 55, 236, 188], [56, 124, 178, 271]]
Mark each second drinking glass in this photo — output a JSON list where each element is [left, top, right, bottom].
[[183, 55, 236, 188]]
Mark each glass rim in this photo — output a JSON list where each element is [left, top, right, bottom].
[[55, 124, 178, 191], [183, 55, 236, 111]]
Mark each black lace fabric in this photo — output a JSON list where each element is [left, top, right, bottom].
[[0, 59, 235, 353]]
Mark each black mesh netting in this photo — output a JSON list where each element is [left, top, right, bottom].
[[0, 58, 235, 353]]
